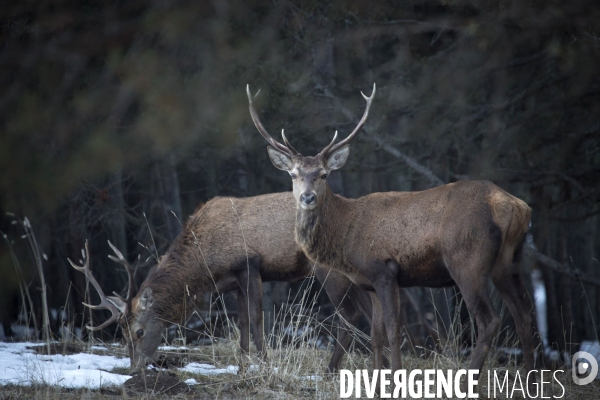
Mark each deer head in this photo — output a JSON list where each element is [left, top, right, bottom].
[[69, 241, 164, 369], [246, 84, 375, 209]]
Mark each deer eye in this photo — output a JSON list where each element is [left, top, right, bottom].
[[321, 174, 328, 180], [290, 173, 297, 179], [136, 329, 144, 338]]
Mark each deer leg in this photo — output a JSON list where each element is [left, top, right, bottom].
[[236, 287, 250, 365], [443, 229, 502, 394], [370, 292, 386, 371], [317, 268, 366, 373], [454, 275, 501, 394], [236, 263, 266, 362], [492, 271, 536, 378], [327, 323, 353, 374], [463, 285, 500, 369], [247, 272, 265, 361], [373, 273, 403, 372], [326, 295, 362, 374], [352, 286, 390, 369]]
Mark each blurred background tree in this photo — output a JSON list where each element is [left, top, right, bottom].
[[1, 0, 599, 355]]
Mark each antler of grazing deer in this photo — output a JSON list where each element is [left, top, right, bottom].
[[246, 84, 300, 156], [107, 240, 135, 303], [68, 240, 135, 331], [68, 241, 122, 330], [319, 83, 376, 157]]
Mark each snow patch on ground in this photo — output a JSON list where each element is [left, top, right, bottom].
[[0, 342, 245, 389], [158, 345, 197, 351], [180, 362, 239, 375], [0, 342, 130, 388], [0, 342, 325, 389]]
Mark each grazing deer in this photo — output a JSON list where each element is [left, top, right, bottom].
[[69, 193, 384, 372], [248, 83, 535, 378]]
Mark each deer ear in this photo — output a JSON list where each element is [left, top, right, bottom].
[[139, 287, 155, 310], [107, 296, 128, 315], [326, 145, 350, 170], [267, 146, 294, 171]]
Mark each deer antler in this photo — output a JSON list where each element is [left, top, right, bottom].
[[319, 83, 376, 157], [68, 241, 123, 331], [107, 240, 135, 302], [246, 84, 300, 156]]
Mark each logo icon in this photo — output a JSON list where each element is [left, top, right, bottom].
[[572, 351, 599, 385]]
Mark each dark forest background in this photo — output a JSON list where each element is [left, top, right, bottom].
[[1, 0, 599, 357]]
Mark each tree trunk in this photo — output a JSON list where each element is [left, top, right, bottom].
[[156, 155, 183, 242]]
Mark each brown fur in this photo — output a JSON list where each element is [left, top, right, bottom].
[[296, 181, 523, 288], [299, 171, 534, 378], [266, 145, 536, 381], [251, 83, 536, 384], [120, 192, 380, 372]]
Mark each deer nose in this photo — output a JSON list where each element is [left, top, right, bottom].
[[300, 192, 316, 205]]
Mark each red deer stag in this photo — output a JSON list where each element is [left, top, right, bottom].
[[69, 193, 384, 372], [247, 83, 535, 378]]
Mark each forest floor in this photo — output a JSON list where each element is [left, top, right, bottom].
[[1, 338, 599, 399], [0, 338, 364, 399]]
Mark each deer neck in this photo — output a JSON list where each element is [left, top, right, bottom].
[[141, 269, 186, 324], [295, 184, 352, 268], [142, 240, 215, 323]]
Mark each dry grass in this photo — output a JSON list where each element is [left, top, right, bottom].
[[3, 339, 600, 399], [2, 221, 599, 398], [4, 293, 600, 400]]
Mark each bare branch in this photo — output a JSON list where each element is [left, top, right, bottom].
[[524, 243, 600, 287], [373, 137, 445, 187]]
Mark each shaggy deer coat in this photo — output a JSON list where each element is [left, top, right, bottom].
[[248, 83, 536, 383], [72, 192, 380, 372]]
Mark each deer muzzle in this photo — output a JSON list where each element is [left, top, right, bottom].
[[300, 192, 317, 209]]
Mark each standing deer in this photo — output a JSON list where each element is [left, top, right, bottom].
[[248, 83, 536, 379], [69, 193, 385, 372]]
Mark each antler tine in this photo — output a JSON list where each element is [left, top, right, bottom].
[[319, 130, 338, 156], [112, 291, 127, 301], [281, 129, 300, 154], [320, 83, 376, 157], [107, 240, 135, 301], [246, 84, 299, 156], [67, 240, 122, 331], [87, 317, 120, 331]]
